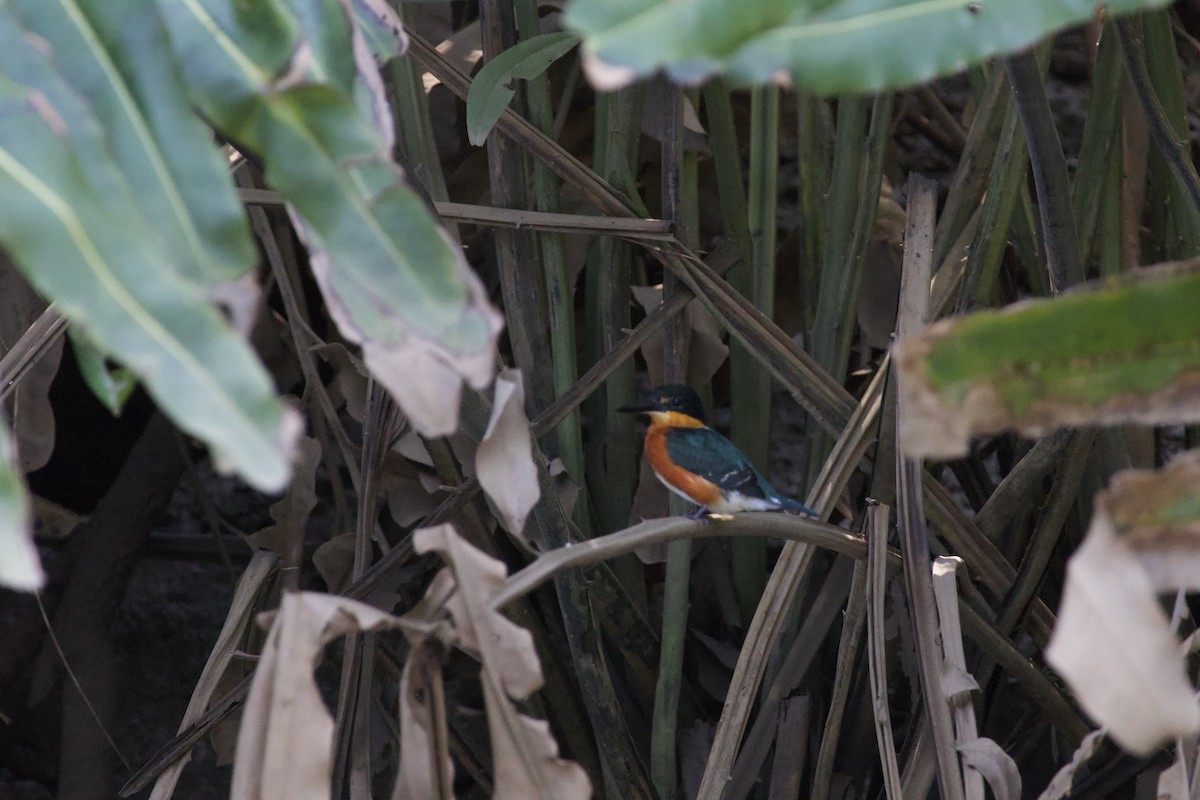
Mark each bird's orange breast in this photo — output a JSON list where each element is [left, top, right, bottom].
[[644, 419, 722, 507]]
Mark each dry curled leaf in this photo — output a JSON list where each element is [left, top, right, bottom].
[[414, 524, 590, 799], [476, 369, 539, 540], [1046, 452, 1200, 755], [415, 524, 542, 698], [483, 679, 591, 800], [957, 738, 1021, 800], [246, 435, 321, 556], [392, 642, 453, 800], [1035, 729, 1104, 800], [231, 593, 408, 800]]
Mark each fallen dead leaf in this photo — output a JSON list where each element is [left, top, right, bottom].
[[957, 738, 1020, 800], [1046, 455, 1200, 754], [476, 369, 540, 540], [230, 593, 409, 800], [415, 524, 542, 698], [247, 436, 321, 557], [414, 524, 590, 799], [1035, 729, 1103, 800], [392, 641, 453, 800], [483, 679, 591, 800]]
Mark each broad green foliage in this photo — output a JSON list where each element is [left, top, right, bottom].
[[0, 9, 298, 494], [158, 0, 502, 436], [70, 329, 138, 416], [896, 260, 1200, 457], [0, 0, 503, 588], [564, 0, 1172, 93], [12, 0, 256, 286]]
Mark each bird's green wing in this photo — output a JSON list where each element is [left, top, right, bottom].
[[663, 427, 768, 499]]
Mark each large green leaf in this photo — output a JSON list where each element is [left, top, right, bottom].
[[0, 421, 39, 591], [0, 12, 299, 491], [563, 0, 1172, 94], [157, 0, 502, 436], [895, 260, 1200, 458], [70, 328, 138, 416], [9, 0, 254, 286]]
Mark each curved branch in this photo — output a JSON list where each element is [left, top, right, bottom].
[[491, 513, 892, 610]]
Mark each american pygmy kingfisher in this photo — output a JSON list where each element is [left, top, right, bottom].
[[619, 384, 817, 518]]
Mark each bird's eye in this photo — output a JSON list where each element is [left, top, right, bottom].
[[671, 396, 682, 407]]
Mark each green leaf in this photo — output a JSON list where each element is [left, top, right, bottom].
[[0, 12, 299, 491], [0, 421, 40, 591], [9, 0, 255, 287], [467, 32, 580, 146], [351, 0, 408, 63], [158, 0, 502, 435], [70, 328, 138, 416], [895, 260, 1200, 458], [563, 0, 1172, 94]]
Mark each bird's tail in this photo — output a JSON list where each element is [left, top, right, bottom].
[[768, 492, 817, 516]]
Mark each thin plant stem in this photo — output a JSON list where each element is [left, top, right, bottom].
[[512, 0, 590, 534], [1006, 47, 1085, 291], [895, 174, 964, 800], [730, 84, 780, 624]]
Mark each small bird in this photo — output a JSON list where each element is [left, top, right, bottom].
[[618, 384, 817, 518]]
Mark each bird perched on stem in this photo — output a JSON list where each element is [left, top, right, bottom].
[[619, 384, 817, 519]]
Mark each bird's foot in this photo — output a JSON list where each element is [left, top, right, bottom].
[[685, 506, 710, 522]]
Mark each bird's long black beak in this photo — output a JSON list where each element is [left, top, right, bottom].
[[617, 399, 656, 414]]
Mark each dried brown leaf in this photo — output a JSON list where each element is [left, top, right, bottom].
[[476, 369, 539, 539], [391, 570, 461, 800], [384, 471, 441, 527], [483, 678, 591, 800], [1034, 729, 1104, 800], [396, 431, 435, 468], [312, 532, 356, 593], [1046, 493, 1200, 754], [246, 436, 321, 555], [956, 738, 1020, 800], [392, 643, 453, 800], [414, 524, 591, 799], [231, 593, 407, 800], [414, 524, 542, 698], [1, 261, 62, 473]]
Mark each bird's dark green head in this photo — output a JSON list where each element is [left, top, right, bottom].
[[617, 384, 706, 423]]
